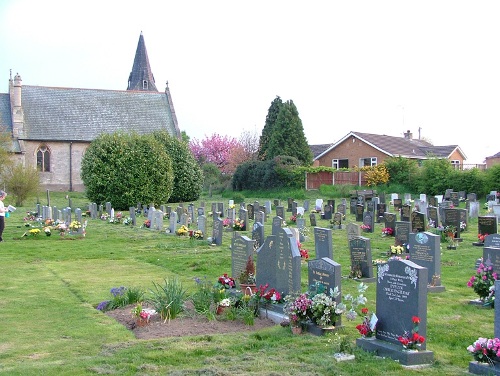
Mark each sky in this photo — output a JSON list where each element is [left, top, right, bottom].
[[1, 0, 499, 165]]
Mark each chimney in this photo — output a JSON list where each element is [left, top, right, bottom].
[[404, 130, 412, 140], [10, 73, 24, 138]]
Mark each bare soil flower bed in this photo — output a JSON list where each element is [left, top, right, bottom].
[[105, 303, 278, 340]]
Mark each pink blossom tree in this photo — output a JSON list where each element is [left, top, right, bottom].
[[190, 133, 241, 174]]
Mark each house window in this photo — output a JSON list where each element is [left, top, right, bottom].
[[359, 157, 377, 167], [36, 145, 50, 172], [332, 159, 349, 169], [451, 160, 461, 170], [142, 80, 148, 89]]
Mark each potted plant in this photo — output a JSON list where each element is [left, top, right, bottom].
[[467, 263, 498, 302], [239, 255, 257, 295]]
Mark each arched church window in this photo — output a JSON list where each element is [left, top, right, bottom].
[[36, 145, 50, 172], [142, 80, 148, 90]]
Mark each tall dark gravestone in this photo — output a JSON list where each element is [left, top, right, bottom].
[[256, 235, 277, 289], [309, 213, 317, 227], [252, 222, 265, 250], [427, 206, 439, 229], [401, 204, 411, 222], [393, 198, 402, 212], [212, 216, 223, 245], [323, 204, 332, 220], [408, 232, 445, 292], [356, 204, 364, 222], [274, 228, 302, 296], [410, 211, 426, 233], [443, 208, 461, 240], [276, 206, 285, 219], [428, 196, 437, 208], [231, 235, 255, 280], [247, 204, 254, 220], [349, 236, 375, 281], [357, 259, 433, 366], [383, 213, 396, 234], [239, 208, 248, 231], [272, 216, 283, 236], [314, 227, 333, 260], [362, 211, 375, 233], [350, 197, 357, 215], [377, 203, 387, 223], [308, 257, 342, 326], [395, 221, 411, 247], [475, 216, 498, 246]]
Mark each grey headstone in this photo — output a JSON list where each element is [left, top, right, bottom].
[[323, 204, 332, 220], [478, 216, 498, 241], [409, 232, 444, 291], [375, 259, 428, 350], [450, 192, 459, 207], [401, 204, 411, 222], [443, 208, 461, 240], [238, 208, 248, 231], [252, 222, 265, 250], [309, 213, 317, 227], [212, 216, 223, 245], [350, 197, 357, 215], [169, 212, 178, 234], [355, 204, 364, 222], [231, 234, 255, 281], [303, 200, 310, 212], [346, 223, 361, 241], [331, 212, 343, 229], [129, 207, 136, 226], [197, 215, 207, 236], [495, 280, 500, 339], [264, 201, 272, 215], [217, 203, 224, 218], [297, 217, 306, 242], [377, 203, 387, 223], [349, 236, 374, 279], [469, 201, 479, 219], [256, 235, 277, 289], [255, 210, 265, 225], [308, 257, 342, 326], [384, 212, 396, 233], [276, 206, 285, 219], [362, 212, 375, 233], [314, 227, 333, 260], [105, 202, 112, 215], [272, 216, 283, 236], [337, 204, 346, 216], [287, 198, 294, 212], [427, 206, 439, 229], [246, 204, 254, 220]]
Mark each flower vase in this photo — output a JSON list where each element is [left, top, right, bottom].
[[216, 305, 227, 315], [291, 325, 303, 335], [240, 284, 257, 296], [136, 318, 149, 327]]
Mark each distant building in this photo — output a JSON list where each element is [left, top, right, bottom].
[[485, 152, 500, 169], [0, 32, 180, 191]]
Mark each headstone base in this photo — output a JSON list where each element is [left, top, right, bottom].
[[305, 322, 343, 336], [427, 285, 446, 293], [469, 360, 500, 375], [473, 242, 484, 247], [469, 299, 491, 308], [356, 337, 434, 366], [354, 277, 377, 284]]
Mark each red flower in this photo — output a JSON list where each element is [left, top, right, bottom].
[[361, 307, 369, 315], [412, 316, 420, 324]]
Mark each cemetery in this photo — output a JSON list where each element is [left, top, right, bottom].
[[3, 189, 500, 374]]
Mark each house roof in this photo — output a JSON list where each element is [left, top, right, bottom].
[[310, 143, 333, 159], [314, 131, 467, 161], [18, 84, 180, 141]]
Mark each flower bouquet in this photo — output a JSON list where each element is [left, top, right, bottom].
[[381, 227, 393, 237], [467, 337, 500, 364], [397, 316, 425, 350], [217, 273, 236, 289], [284, 293, 313, 327], [389, 244, 405, 256], [467, 263, 498, 301], [176, 225, 189, 236], [69, 220, 82, 231], [356, 307, 377, 338], [360, 224, 371, 232], [478, 233, 488, 244], [310, 290, 346, 328], [297, 241, 310, 260], [233, 218, 245, 231]]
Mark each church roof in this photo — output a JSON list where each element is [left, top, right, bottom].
[[19, 85, 180, 141], [127, 32, 158, 91]]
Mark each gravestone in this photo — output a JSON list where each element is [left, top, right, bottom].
[[346, 222, 361, 242], [247, 204, 254, 220], [357, 258, 433, 366], [274, 199, 280, 207], [427, 206, 439, 229], [217, 203, 224, 218], [331, 212, 343, 230], [74, 208, 84, 234], [483, 247, 500, 275], [272, 216, 283, 236], [485, 234, 500, 248], [323, 204, 332, 220], [252, 222, 265, 250], [349, 236, 375, 282], [314, 227, 333, 259], [211, 202, 217, 217], [410, 211, 426, 233], [255, 210, 265, 225], [444, 189, 453, 200], [308, 257, 342, 326], [309, 213, 317, 227], [409, 232, 445, 292], [384, 213, 396, 234], [393, 198, 402, 211], [355, 204, 364, 222], [292, 201, 298, 216], [400, 204, 411, 222], [303, 200, 310, 212], [362, 211, 375, 233], [459, 208, 468, 229], [287, 198, 293, 212], [197, 215, 207, 236], [256, 235, 277, 291], [443, 208, 461, 240], [231, 234, 255, 281], [350, 197, 357, 215], [377, 203, 387, 223], [469, 201, 480, 219], [297, 217, 306, 242], [254, 201, 260, 214], [467, 193, 477, 202], [168, 212, 178, 234], [188, 204, 195, 224], [315, 198, 324, 211], [212, 217, 223, 245], [258, 228, 301, 296], [276, 206, 285, 219], [105, 202, 112, 215], [428, 196, 437, 208], [180, 213, 189, 227], [239, 208, 248, 231], [327, 199, 335, 210], [337, 204, 346, 217], [404, 193, 412, 204], [395, 221, 411, 247], [129, 207, 136, 226], [366, 200, 375, 213], [153, 210, 164, 231], [265, 201, 272, 215], [176, 206, 183, 223], [450, 192, 459, 207]]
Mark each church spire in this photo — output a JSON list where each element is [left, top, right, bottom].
[[127, 32, 158, 91]]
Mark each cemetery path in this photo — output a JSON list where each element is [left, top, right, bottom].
[[105, 303, 278, 340]]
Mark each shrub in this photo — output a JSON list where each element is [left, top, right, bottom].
[[81, 132, 174, 209], [2, 164, 40, 206]]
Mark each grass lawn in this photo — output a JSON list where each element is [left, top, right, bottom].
[[0, 191, 493, 375]]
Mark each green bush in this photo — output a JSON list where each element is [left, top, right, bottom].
[[81, 132, 174, 209], [2, 164, 40, 206], [152, 131, 203, 202]]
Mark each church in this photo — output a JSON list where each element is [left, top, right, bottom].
[[0, 33, 180, 191]]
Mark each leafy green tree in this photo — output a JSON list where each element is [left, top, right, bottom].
[[266, 100, 313, 166], [152, 131, 203, 202], [384, 156, 419, 190], [3, 164, 40, 206], [258, 96, 283, 160], [81, 132, 173, 209], [485, 164, 500, 195], [0, 126, 14, 183], [415, 157, 454, 196], [202, 162, 222, 197]]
